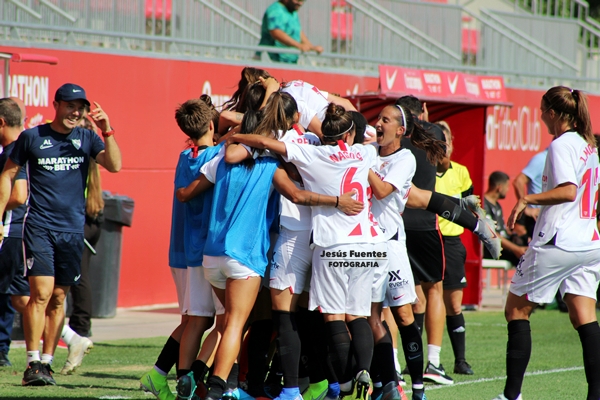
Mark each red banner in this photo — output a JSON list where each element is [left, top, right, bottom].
[[379, 65, 507, 103]]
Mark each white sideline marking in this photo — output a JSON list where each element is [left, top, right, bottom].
[[99, 397, 132, 399], [405, 366, 584, 393]]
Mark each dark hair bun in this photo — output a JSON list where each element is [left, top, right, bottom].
[[199, 94, 214, 109], [326, 103, 345, 119]]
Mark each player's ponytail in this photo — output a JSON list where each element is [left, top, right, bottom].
[[572, 90, 594, 146], [543, 86, 594, 146], [400, 106, 446, 165], [253, 92, 298, 139]]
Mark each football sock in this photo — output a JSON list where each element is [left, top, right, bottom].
[[177, 368, 191, 379], [155, 336, 180, 376], [427, 344, 441, 367], [504, 320, 531, 400], [61, 325, 77, 345], [326, 320, 353, 383], [399, 322, 424, 385], [426, 192, 477, 231], [27, 350, 41, 364], [371, 332, 397, 385], [414, 313, 425, 335], [447, 314, 467, 361], [272, 310, 300, 388], [306, 310, 329, 383], [577, 321, 600, 400], [393, 348, 401, 373], [206, 375, 227, 399], [295, 308, 311, 381], [226, 363, 239, 390], [191, 359, 210, 384], [41, 353, 53, 365], [347, 318, 374, 372], [246, 319, 273, 391]]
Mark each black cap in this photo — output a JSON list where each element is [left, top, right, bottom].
[[54, 83, 90, 106]]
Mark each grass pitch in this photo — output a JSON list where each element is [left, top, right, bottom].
[[0, 309, 594, 399]]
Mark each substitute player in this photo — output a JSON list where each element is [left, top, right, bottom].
[[495, 86, 600, 400]]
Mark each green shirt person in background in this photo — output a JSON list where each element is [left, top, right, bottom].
[[258, 0, 323, 63]]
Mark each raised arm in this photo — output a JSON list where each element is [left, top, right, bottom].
[[91, 102, 122, 173], [218, 111, 244, 135], [326, 93, 357, 112], [272, 167, 363, 215]]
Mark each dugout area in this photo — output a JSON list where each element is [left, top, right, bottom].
[[347, 65, 512, 306]]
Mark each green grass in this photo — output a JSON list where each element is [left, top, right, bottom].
[[0, 309, 595, 399]]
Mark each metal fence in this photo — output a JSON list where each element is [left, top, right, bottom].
[[1, 0, 599, 93]]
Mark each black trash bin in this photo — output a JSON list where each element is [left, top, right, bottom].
[[89, 191, 134, 318]]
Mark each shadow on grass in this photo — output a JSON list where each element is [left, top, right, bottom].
[[81, 371, 145, 381], [93, 342, 161, 349]]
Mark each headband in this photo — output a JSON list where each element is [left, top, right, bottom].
[[395, 104, 406, 127], [324, 121, 354, 139]]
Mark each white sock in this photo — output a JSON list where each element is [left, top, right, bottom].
[[26, 350, 40, 364], [61, 325, 78, 345], [427, 344, 441, 367], [339, 381, 353, 392], [41, 353, 53, 365], [393, 348, 401, 372], [412, 383, 424, 390]]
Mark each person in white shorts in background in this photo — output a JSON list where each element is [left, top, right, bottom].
[[494, 86, 600, 400], [231, 102, 386, 400]]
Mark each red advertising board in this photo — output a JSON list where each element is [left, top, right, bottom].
[[379, 65, 508, 104], [2, 45, 599, 307]]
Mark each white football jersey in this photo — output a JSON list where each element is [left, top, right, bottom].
[[531, 131, 600, 250], [281, 80, 329, 130], [279, 125, 321, 231], [370, 148, 416, 241], [284, 140, 384, 247]]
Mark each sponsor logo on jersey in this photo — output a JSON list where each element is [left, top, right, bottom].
[[38, 156, 84, 172], [39, 139, 53, 150], [72, 139, 81, 150]]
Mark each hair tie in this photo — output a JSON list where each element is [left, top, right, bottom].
[[395, 104, 406, 127]]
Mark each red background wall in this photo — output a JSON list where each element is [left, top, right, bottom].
[[3, 46, 599, 307]]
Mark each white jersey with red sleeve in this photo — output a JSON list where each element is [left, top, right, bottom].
[[370, 148, 417, 241], [531, 131, 600, 250], [279, 125, 321, 231], [281, 80, 329, 130], [284, 140, 384, 247]]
